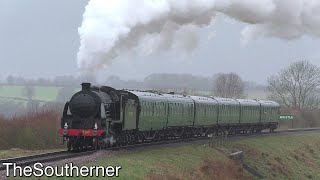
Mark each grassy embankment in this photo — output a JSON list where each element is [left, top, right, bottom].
[[47, 132, 319, 180]]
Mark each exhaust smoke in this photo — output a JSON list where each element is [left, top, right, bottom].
[[77, 0, 320, 71]]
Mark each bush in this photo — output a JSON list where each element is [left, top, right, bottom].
[[279, 109, 320, 129], [0, 110, 64, 150]]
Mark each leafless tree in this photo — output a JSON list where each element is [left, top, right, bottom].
[[267, 60, 320, 111], [22, 85, 35, 100], [26, 100, 40, 113], [56, 87, 75, 102], [6, 75, 14, 84], [213, 73, 245, 98]]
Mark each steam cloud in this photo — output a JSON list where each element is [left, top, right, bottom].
[[77, 0, 320, 70]]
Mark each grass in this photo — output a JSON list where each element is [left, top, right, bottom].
[[34, 145, 247, 180], [98, 145, 225, 179], [223, 132, 320, 179], [0, 85, 24, 98], [0, 148, 63, 159], [33, 86, 59, 101], [0, 85, 60, 101]]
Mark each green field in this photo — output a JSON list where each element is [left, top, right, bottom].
[[33, 86, 60, 101], [0, 85, 59, 101]]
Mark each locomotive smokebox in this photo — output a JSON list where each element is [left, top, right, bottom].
[[69, 82, 100, 119], [81, 82, 91, 91]]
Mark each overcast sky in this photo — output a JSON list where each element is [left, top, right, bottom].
[[1, 0, 320, 84]]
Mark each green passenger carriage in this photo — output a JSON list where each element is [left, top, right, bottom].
[[190, 96, 218, 126], [258, 100, 280, 123], [162, 94, 194, 127], [237, 99, 261, 124], [213, 98, 240, 124]]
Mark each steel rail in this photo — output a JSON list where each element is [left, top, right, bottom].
[[0, 150, 96, 170]]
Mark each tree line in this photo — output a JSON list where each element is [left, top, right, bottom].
[[3, 74, 96, 87]]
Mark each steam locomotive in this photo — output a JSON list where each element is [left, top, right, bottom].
[[59, 83, 280, 150]]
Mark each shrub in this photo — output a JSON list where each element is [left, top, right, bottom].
[[0, 110, 64, 150]]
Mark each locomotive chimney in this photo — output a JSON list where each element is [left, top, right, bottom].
[[81, 82, 91, 91]]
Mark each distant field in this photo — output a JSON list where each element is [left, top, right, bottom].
[[246, 89, 267, 99], [33, 86, 60, 101], [0, 85, 59, 101], [0, 85, 25, 98]]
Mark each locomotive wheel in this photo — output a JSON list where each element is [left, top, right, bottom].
[[67, 139, 72, 151], [93, 138, 98, 150], [99, 139, 106, 149]]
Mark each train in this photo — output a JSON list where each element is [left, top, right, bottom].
[[59, 83, 280, 150]]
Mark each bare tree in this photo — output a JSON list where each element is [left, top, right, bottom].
[[267, 60, 320, 111], [22, 85, 35, 100], [213, 73, 245, 98], [6, 75, 14, 84], [26, 100, 40, 113], [56, 87, 75, 102]]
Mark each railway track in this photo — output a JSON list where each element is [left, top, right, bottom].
[[1, 127, 319, 170]]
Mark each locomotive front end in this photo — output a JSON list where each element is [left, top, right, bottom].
[[59, 83, 119, 150]]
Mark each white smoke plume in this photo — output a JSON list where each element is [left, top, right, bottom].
[[77, 0, 320, 70]]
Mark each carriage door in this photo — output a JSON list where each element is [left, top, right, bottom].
[[123, 99, 137, 130], [261, 106, 267, 123]]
